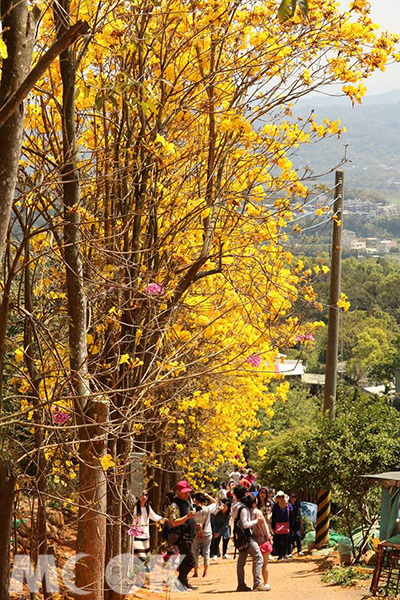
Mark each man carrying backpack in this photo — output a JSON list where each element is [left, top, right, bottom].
[[231, 485, 264, 592]]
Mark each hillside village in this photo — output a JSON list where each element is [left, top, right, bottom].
[[291, 191, 400, 258], [342, 198, 400, 256]]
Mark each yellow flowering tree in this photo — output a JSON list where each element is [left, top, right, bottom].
[[0, 0, 398, 595]]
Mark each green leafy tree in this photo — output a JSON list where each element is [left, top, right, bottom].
[[346, 325, 398, 383], [256, 385, 400, 541], [296, 256, 400, 378], [337, 310, 399, 382]]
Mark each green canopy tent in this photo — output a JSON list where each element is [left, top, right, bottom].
[[363, 472, 400, 597], [362, 472, 400, 545]]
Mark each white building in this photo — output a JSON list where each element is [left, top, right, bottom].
[[377, 240, 397, 254], [342, 230, 366, 252], [350, 239, 367, 251]]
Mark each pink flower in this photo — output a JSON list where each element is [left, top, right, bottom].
[[144, 282, 163, 295], [52, 406, 71, 425], [295, 333, 315, 344], [247, 354, 261, 367], [128, 526, 144, 537], [128, 516, 144, 537]]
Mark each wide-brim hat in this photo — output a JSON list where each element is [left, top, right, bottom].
[[274, 490, 289, 502]]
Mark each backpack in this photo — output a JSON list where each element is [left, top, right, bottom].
[[233, 506, 250, 551]]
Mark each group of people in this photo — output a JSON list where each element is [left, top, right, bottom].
[[130, 471, 303, 592]]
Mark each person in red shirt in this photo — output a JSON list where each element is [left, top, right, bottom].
[[238, 476, 251, 492], [246, 469, 256, 491]]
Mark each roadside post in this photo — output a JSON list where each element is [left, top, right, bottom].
[[315, 170, 344, 549]]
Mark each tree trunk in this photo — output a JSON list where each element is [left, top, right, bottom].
[[0, 0, 40, 262], [0, 268, 11, 408], [0, 460, 16, 600], [23, 241, 51, 598], [54, 2, 107, 598], [149, 437, 163, 551], [121, 474, 132, 555]]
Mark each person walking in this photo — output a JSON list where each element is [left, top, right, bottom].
[[231, 485, 264, 592], [211, 499, 231, 560], [166, 480, 197, 590], [192, 492, 217, 578], [129, 490, 163, 563], [245, 495, 272, 591], [217, 482, 228, 504], [246, 469, 257, 491], [227, 480, 235, 500], [271, 491, 293, 560], [229, 467, 241, 486], [289, 493, 304, 556], [238, 474, 252, 492], [257, 487, 273, 527]]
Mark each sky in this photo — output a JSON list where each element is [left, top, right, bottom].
[[340, 0, 400, 95]]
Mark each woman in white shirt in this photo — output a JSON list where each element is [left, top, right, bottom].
[[130, 490, 163, 562], [217, 482, 228, 504], [229, 468, 241, 486], [192, 492, 217, 578]]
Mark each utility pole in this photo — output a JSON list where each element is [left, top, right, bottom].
[[315, 170, 344, 549], [324, 170, 344, 418]]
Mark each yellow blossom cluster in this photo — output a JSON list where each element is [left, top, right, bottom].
[[3, 0, 397, 494]]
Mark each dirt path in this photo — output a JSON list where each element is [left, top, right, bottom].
[[140, 552, 371, 600]]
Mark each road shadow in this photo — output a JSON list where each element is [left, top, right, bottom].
[[271, 556, 338, 580], [199, 590, 239, 594]]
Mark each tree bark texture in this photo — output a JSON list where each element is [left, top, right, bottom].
[[24, 242, 51, 598], [0, 0, 39, 262], [0, 20, 89, 129], [0, 3, 38, 587], [0, 1, 89, 262], [54, 2, 107, 598], [0, 460, 16, 600]]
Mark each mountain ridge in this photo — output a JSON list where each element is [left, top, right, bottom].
[[296, 88, 400, 109], [291, 90, 400, 196]]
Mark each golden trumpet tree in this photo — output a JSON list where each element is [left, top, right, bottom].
[[0, 0, 398, 596]]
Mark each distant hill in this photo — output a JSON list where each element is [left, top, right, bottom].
[[290, 90, 400, 198], [297, 88, 400, 108]]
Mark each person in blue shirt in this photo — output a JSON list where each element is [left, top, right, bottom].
[[211, 499, 231, 559], [271, 491, 293, 560], [289, 492, 304, 556]]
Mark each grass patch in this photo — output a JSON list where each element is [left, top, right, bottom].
[[321, 566, 371, 588]]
